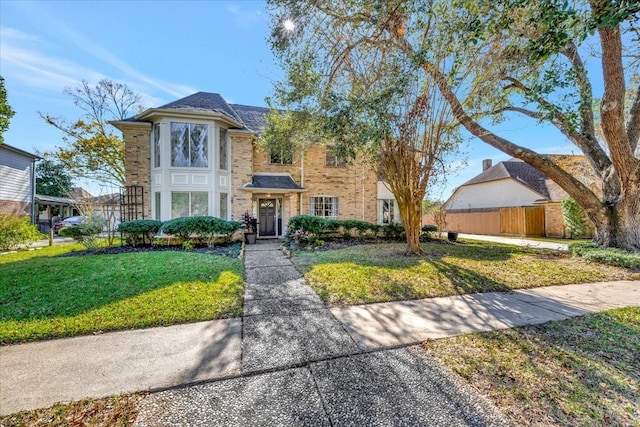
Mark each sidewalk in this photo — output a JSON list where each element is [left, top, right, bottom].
[[1, 240, 638, 423], [457, 233, 569, 251]]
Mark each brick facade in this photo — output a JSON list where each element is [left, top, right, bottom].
[[122, 124, 152, 219], [544, 203, 567, 238], [0, 200, 31, 217]]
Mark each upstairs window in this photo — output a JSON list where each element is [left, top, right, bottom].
[[310, 196, 338, 219], [171, 122, 208, 167], [326, 146, 347, 167]]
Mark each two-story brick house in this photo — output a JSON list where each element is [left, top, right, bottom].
[[112, 92, 398, 238]]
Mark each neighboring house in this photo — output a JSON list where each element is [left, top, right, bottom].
[[444, 157, 595, 238], [0, 143, 41, 222], [112, 92, 395, 238]]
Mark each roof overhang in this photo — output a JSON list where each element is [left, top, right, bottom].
[[136, 108, 243, 128], [1, 143, 42, 160], [109, 120, 152, 132], [242, 173, 306, 193]]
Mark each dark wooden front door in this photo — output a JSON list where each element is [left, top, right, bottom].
[[259, 199, 276, 236]]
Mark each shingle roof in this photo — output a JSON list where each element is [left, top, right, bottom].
[[159, 92, 242, 123], [243, 174, 304, 191], [229, 104, 269, 132], [463, 159, 550, 199]]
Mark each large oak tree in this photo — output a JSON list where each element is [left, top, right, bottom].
[[268, 0, 639, 251]]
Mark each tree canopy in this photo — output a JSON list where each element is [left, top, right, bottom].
[[35, 158, 75, 198], [0, 76, 15, 144], [267, 1, 463, 253], [267, 0, 639, 251], [41, 79, 142, 186]]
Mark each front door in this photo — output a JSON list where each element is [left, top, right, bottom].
[[259, 199, 276, 236]]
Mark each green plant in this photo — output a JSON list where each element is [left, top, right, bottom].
[[161, 216, 242, 247], [0, 215, 43, 250], [240, 211, 258, 233], [182, 239, 194, 251], [58, 216, 106, 249], [561, 198, 588, 238], [117, 220, 163, 247], [570, 242, 640, 269]]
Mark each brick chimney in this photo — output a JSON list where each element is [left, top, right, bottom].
[[482, 159, 492, 171]]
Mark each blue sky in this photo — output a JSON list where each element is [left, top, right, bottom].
[[1, 0, 577, 198]]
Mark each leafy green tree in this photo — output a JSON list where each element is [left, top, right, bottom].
[[0, 76, 15, 144], [267, 2, 463, 254], [267, 0, 639, 251], [41, 79, 142, 186], [35, 158, 74, 197]]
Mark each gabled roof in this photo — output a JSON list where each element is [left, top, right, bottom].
[[158, 92, 242, 124], [242, 174, 306, 193], [116, 92, 273, 133], [0, 143, 41, 160], [463, 158, 550, 199]]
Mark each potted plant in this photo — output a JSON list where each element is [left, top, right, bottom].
[[241, 211, 258, 244]]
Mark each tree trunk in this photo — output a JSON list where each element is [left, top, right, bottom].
[[396, 192, 424, 255]]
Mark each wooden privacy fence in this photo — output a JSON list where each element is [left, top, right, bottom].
[[443, 206, 545, 237]]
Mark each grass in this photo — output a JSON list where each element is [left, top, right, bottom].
[[0, 244, 244, 344], [292, 240, 637, 305], [423, 307, 640, 426], [0, 393, 146, 426]]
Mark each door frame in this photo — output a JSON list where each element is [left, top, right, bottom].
[[257, 196, 283, 238]]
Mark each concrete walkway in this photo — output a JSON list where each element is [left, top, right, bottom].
[[1, 240, 638, 424], [457, 233, 569, 251]]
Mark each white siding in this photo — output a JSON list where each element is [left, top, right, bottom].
[[447, 179, 544, 210], [0, 147, 33, 203]]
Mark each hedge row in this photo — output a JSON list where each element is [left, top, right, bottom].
[[286, 215, 438, 242], [117, 216, 242, 247]]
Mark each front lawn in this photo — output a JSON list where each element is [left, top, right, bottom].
[[292, 240, 637, 305], [0, 245, 244, 344], [423, 307, 640, 426]]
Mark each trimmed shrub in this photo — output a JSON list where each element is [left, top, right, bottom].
[[117, 220, 163, 247], [336, 219, 379, 238], [288, 215, 406, 243], [381, 223, 406, 239], [59, 216, 106, 249], [161, 216, 243, 247], [288, 215, 331, 237], [570, 242, 640, 269], [0, 215, 44, 251]]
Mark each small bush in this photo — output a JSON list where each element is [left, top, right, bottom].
[[381, 223, 406, 239], [117, 220, 163, 247], [0, 215, 43, 250], [288, 215, 331, 237], [561, 198, 588, 238], [59, 216, 106, 250], [337, 219, 379, 238], [161, 216, 243, 247], [422, 224, 438, 233], [570, 242, 640, 269]]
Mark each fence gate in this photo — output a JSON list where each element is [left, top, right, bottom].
[[121, 185, 145, 222]]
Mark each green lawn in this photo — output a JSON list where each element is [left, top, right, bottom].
[[292, 240, 637, 305], [424, 307, 640, 426], [0, 245, 244, 344]]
